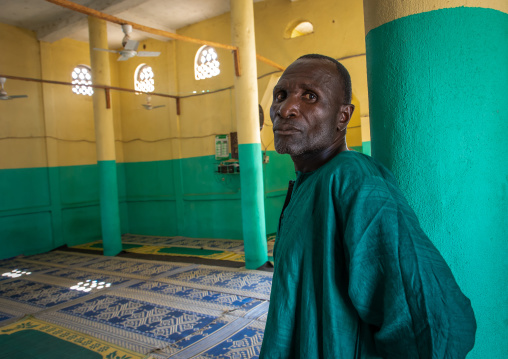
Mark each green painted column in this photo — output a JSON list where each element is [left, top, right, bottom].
[[363, 2, 508, 358], [88, 16, 122, 256], [230, 0, 268, 269]]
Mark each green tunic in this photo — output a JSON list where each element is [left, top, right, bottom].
[[260, 151, 476, 358]]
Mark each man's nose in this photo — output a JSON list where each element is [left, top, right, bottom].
[[278, 96, 299, 119]]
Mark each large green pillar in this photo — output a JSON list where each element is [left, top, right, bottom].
[[363, 1, 508, 357], [230, 0, 267, 269], [88, 16, 122, 256]]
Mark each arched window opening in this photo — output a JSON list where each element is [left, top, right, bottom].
[[134, 64, 155, 93], [285, 21, 314, 39], [71, 65, 93, 96], [195, 45, 220, 80]]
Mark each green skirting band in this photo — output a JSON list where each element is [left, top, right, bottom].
[[361, 141, 371, 156], [238, 143, 268, 269], [98, 160, 122, 256]]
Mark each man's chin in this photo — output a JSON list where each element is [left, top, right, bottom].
[[274, 145, 304, 156], [274, 143, 291, 155]]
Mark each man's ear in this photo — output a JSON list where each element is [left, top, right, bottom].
[[337, 104, 355, 131]]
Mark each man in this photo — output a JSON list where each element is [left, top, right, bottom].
[[259, 54, 476, 358]]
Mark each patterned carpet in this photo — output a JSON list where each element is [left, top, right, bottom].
[[71, 234, 276, 265], [0, 248, 273, 358]]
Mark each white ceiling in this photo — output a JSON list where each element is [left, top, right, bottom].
[[0, 0, 263, 49]]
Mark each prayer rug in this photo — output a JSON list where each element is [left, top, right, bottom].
[[0, 311, 15, 325], [0, 278, 91, 309], [15, 251, 105, 267], [73, 241, 246, 263], [121, 234, 245, 251], [189, 320, 265, 359], [0, 316, 144, 359], [159, 265, 272, 300], [71, 234, 278, 265], [0, 311, 13, 321], [0, 250, 271, 358]]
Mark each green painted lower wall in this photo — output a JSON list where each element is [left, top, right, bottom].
[[366, 7, 508, 358], [123, 150, 294, 240], [361, 141, 371, 156], [0, 167, 51, 212], [350, 143, 371, 155], [0, 165, 104, 259], [0, 212, 53, 259], [0, 150, 294, 260]]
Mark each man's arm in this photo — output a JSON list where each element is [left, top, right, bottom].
[[338, 176, 476, 358]]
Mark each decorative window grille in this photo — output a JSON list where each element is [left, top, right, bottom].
[[285, 21, 314, 39], [195, 45, 220, 80], [134, 64, 155, 93], [291, 21, 314, 38], [71, 65, 93, 96]]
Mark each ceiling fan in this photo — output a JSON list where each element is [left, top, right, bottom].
[[142, 95, 165, 110], [0, 77, 28, 100], [94, 24, 161, 61]]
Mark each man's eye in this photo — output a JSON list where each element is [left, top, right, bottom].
[[275, 92, 286, 101], [303, 93, 317, 100]]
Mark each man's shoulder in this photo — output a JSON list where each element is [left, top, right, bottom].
[[326, 150, 387, 177], [319, 150, 397, 193]]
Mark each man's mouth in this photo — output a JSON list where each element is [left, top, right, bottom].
[[274, 125, 300, 135]]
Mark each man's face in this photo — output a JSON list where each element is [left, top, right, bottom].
[[271, 58, 344, 157]]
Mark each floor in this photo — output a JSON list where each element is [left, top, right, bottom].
[[0, 235, 274, 358]]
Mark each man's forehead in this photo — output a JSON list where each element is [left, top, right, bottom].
[[276, 58, 340, 89], [289, 57, 336, 73]]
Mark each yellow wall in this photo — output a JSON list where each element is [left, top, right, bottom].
[[175, 12, 238, 159], [0, 0, 370, 168], [0, 23, 127, 168], [116, 38, 179, 163], [253, 0, 369, 149], [0, 23, 46, 169], [40, 37, 125, 167], [173, 0, 369, 159], [40, 38, 97, 167], [0, 0, 371, 256]]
